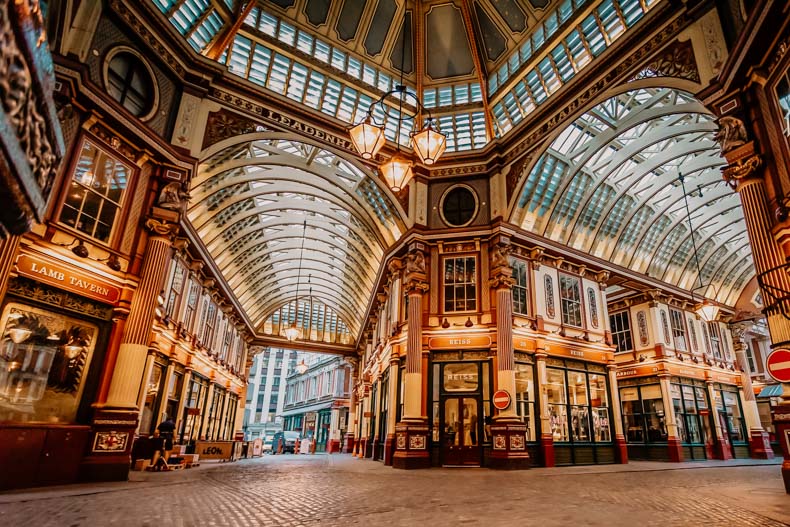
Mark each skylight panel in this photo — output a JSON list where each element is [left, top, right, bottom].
[[313, 40, 330, 63], [296, 30, 314, 54], [228, 36, 252, 76], [470, 83, 483, 102], [248, 45, 272, 86], [258, 11, 278, 36]]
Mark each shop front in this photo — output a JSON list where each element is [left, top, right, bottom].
[[619, 379, 671, 461], [712, 383, 749, 458], [545, 358, 615, 465], [0, 250, 123, 489]]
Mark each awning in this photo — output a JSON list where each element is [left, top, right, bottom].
[[757, 384, 784, 398]]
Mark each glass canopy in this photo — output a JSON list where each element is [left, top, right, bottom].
[[189, 136, 407, 338], [512, 88, 753, 306], [149, 0, 663, 153]]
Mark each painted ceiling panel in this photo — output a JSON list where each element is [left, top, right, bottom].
[[364, 0, 398, 56], [304, 0, 331, 26], [474, 2, 508, 61], [425, 4, 475, 79], [336, 0, 365, 41], [489, 0, 528, 33]]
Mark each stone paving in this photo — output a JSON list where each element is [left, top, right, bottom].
[[0, 454, 788, 526]]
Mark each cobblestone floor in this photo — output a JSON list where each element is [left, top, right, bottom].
[[0, 455, 788, 526]]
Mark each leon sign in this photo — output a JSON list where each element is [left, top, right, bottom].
[[767, 348, 790, 383], [16, 254, 120, 303]]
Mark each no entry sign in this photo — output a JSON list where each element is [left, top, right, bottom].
[[493, 390, 511, 410], [766, 348, 790, 383]]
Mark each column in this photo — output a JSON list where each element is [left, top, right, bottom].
[[659, 374, 683, 462], [0, 234, 21, 301], [344, 360, 357, 453], [328, 407, 341, 453], [607, 364, 628, 463], [707, 381, 732, 460], [393, 245, 431, 469], [176, 368, 193, 442], [488, 240, 529, 469], [83, 218, 178, 482], [199, 382, 216, 440], [722, 139, 790, 345], [384, 356, 399, 465], [731, 324, 773, 458], [535, 349, 554, 467]]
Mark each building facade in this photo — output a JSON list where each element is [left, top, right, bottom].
[[282, 355, 352, 453], [242, 348, 298, 440]]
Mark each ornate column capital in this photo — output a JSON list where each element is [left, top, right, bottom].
[[144, 217, 180, 239], [722, 153, 763, 188]]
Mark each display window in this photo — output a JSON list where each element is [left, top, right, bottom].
[[0, 303, 99, 423], [671, 379, 711, 446], [714, 386, 746, 444], [546, 364, 611, 444], [515, 363, 536, 441], [620, 383, 667, 443], [139, 361, 166, 435], [181, 375, 209, 443]]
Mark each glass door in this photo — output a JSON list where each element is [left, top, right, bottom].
[[441, 396, 481, 466]]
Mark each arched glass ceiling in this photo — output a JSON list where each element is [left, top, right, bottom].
[[190, 136, 407, 337], [511, 88, 754, 306]]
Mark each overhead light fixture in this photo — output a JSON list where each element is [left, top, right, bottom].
[[295, 358, 309, 374], [284, 221, 308, 342], [71, 239, 89, 258], [679, 172, 720, 324], [347, 19, 446, 192]]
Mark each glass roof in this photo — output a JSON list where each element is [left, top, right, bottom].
[[149, 0, 664, 153], [512, 88, 753, 306], [190, 136, 407, 337]]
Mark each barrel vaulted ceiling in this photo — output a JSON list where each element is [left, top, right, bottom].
[[189, 136, 407, 339], [150, 0, 663, 152], [511, 88, 754, 307]]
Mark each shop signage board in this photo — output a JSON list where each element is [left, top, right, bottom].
[[493, 390, 511, 410], [16, 254, 120, 303], [766, 348, 790, 383], [195, 441, 234, 460], [428, 335, 492, 350], [547, 345, 611, 363]]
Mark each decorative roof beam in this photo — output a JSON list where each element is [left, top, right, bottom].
[[459, 0, 494, 142], [204, 0, 256, 61]]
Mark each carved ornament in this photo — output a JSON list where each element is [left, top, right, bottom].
[[145, 217, 180, 238], [722, 154, 763, 187], [714, 116, 748, 155]]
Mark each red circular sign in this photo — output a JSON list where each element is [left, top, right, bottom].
[[766, 348, 790, 383], [493, 390, 511, 410]]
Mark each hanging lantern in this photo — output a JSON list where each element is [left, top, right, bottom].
[[348, 117, 385, 160], [283, 322, 301, 342], [695, 299, 719, 323], [379, 153, 413, 192], [411, 122, 447, 165]]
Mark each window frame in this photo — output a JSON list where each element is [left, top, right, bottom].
[[57, 135, 135, 247], [102, 46, 160, 121], [442, 255, 478, 313], [511, 257, 529, 316], [558, 272, 584, 328], [668, 308, 688, 352], [609, 310, 633, 353]]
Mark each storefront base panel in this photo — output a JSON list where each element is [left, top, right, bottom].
[[615, 436, 628, 464], [393, 421, 430, 469], [733, 444, 750, 459], [383, 434, 395, 466], [392, 451, 431, 469], [540, 435, 555, 467], [626, 444, 672, 461], [365, 438, 375, 458], [79, 455, 131, 482], [0, 425, 91, 490], [748, 430, 774, 459], [668, 438, 684, 461], [344, 435, 355, 454], [552, 445, 616, 466], [681, 445, 708, 461], [327, 439, 341, 453]]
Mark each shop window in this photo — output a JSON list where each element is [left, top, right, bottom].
[[671, 381, 711, 445], [165, 371, 183, 423], [511, 258, 529, 316], [106, 50, 156, 118], [0, 303, 98, 423], [202, 302, 218, 348], [559, 274, 582, 327], [669, 308, 687, 352], [183, 280, 200, 333], [619, 384, 667, 443], [443, 256, 477, 312], [547, 366, 611, 444], [59, 139, 130, 243], [609, 311, 632, 353], [515, 363, 535, 441], [715, 387, 746, 443], [181, 375, 208, 443], [140, 362, 166, 435]]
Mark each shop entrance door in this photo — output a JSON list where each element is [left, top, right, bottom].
[[441, 396, 481, 466]]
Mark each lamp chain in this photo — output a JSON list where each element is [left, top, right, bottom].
[[294, 220, 307, 327], [679, 172, 705, 290]]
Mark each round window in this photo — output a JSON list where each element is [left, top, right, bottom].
[[106, 51, 155, 118], [440, 185, 478, 227]]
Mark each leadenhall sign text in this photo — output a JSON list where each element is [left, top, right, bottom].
[[16, 254, 121, 304]]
